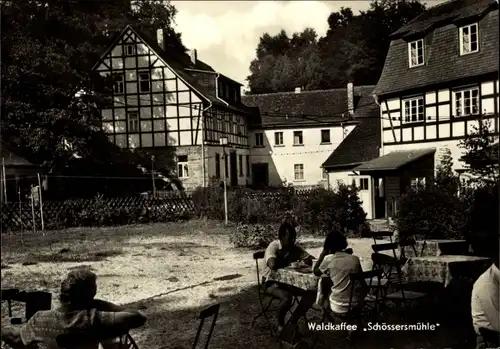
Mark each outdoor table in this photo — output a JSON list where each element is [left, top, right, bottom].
[[402, 239, 469, 257], [401, 255, 492, 287]]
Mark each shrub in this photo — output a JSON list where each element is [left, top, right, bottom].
[[230, 223, 276, 249], [191, 183, 224, 220], [396, 184, 467, 240]]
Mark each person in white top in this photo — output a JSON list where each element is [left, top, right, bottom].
[[471, 232, 500, 349], [263, 221, 314, 333], [313, 230, 366, 314]]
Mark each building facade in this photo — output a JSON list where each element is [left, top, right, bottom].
[[357, 0, 499, 219], [242, 86, 371, 188], [92, 25, 255, 190]]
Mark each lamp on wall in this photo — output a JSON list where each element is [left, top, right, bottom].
[[219, 136, 228, 225]]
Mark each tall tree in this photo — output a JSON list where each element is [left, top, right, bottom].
[[246, 0, 426, 94], [1, 0, 183, 197]]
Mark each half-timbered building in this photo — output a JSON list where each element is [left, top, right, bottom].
[[92, 25, 255, 190], [357, 0, 499, 219]]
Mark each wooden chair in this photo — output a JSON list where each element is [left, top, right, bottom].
[[370, 231, 394, 245], [250, 251, 297, 335], [311, 270, 383, 348], [371, 253, 428, 312], [479, 327, 500, 348], [399, 238, 419, 259], [1, 288, 19, 317], [371, 242, 398, 259], [192, 303, 220, 349]]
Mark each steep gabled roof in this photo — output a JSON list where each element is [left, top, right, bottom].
[[322, 90, 381, 169], [242, 86, 375, 128], [374, 0, 498, 97], [0, 142, 39, 167], [94, 25, 253, 115]]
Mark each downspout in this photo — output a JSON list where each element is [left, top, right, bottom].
[[201, 102, 212, 187]]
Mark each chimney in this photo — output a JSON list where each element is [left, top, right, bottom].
[[347, 82, 354, 116], [295, 87, 301, 94], [156, 28, 164, 50], [188, 49, 197, 65]]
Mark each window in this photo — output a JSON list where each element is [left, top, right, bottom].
[[215, 153, 220, 178], [224, 153, 228, 177], [454, 87, 479, 117], [321, 129, 331, 144], [411, 177, 426, 188], [403, 96, 424, 123], [322, 169, 328, 180], [138, 71, 151, 93], [127, 111, 139, 132], [254, 133, 264, 147], [125, 44, 135, 56], [177, 155, 189, 178], [359, 178, 369, 190], [293, 131, 303, 145], [294, 164, 304, 181], [225, 85, 230, 99], [460, 23, 478, 55], [246, 155, 250, 177], [408, 39, 424, 67], [274, 132, 283, 146], [113, 74, 124, 94], [238, 155, 244, 176]]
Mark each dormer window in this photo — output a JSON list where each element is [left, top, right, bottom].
[[408, 39, 424, 68], [459, 23, 478, 55]]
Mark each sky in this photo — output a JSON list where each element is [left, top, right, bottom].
[[171, 1, 447, 88]]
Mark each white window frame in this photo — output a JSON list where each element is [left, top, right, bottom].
[[408, 39, 424, 68], [113, 74, 124, 94], [453, 87, 480, 117], [294, 164, 304, 181], [138, 71, 151, 93], [127, 111, 139, 133], [459, 23, 479, 56], [359, 178, 369, 190], [125, 44, 135, 56], [254, 133, 264, 147], [274, 132, 283, 146], [411, 177, 426, 188], [177, 155, 189, 178], [293, 131, 303, 145], [322, 169, 328, 180], [321, 129, 331, 144], [403, 96, 424, 123]]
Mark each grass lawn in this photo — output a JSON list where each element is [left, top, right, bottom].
[[1, 220, 475, 349]]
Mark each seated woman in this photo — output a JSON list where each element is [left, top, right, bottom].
[[313, 231, 366, 314], [263, 220, 314, 332]]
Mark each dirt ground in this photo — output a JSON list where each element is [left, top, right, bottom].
[[1, 220, 475, 349]]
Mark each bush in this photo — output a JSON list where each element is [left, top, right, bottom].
[[396, 184, 467, 240], [191, 183, 224, 221], [230, 223, 276, 249]]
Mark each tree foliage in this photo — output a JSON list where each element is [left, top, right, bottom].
[[459, 118, 499, 184], [1, 0, 184, 196], [246, 0, 426, 94]]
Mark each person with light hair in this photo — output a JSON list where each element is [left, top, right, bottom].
[[1, 268, 146, 349]]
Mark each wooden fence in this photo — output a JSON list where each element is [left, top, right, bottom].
[[0, 187, 318, 232], [0, 196, 194, 232]]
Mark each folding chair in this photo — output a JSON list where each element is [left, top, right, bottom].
[[311, 270, 383, 348], [479, 327, 500, 348], [371, 242, 398, 259], [192, 303, 220, 349], [399, 238, 419, 259], [371, 253, 428, 312], [370, 231, 394, 245], [1, 288, 19, 317], [250, 251, 298, 335]]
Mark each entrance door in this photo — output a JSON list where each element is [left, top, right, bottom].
[[230, 151, 238, 186], [252, 163, 269, 188]]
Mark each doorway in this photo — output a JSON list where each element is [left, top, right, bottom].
[[252, 163, 269, 188]]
